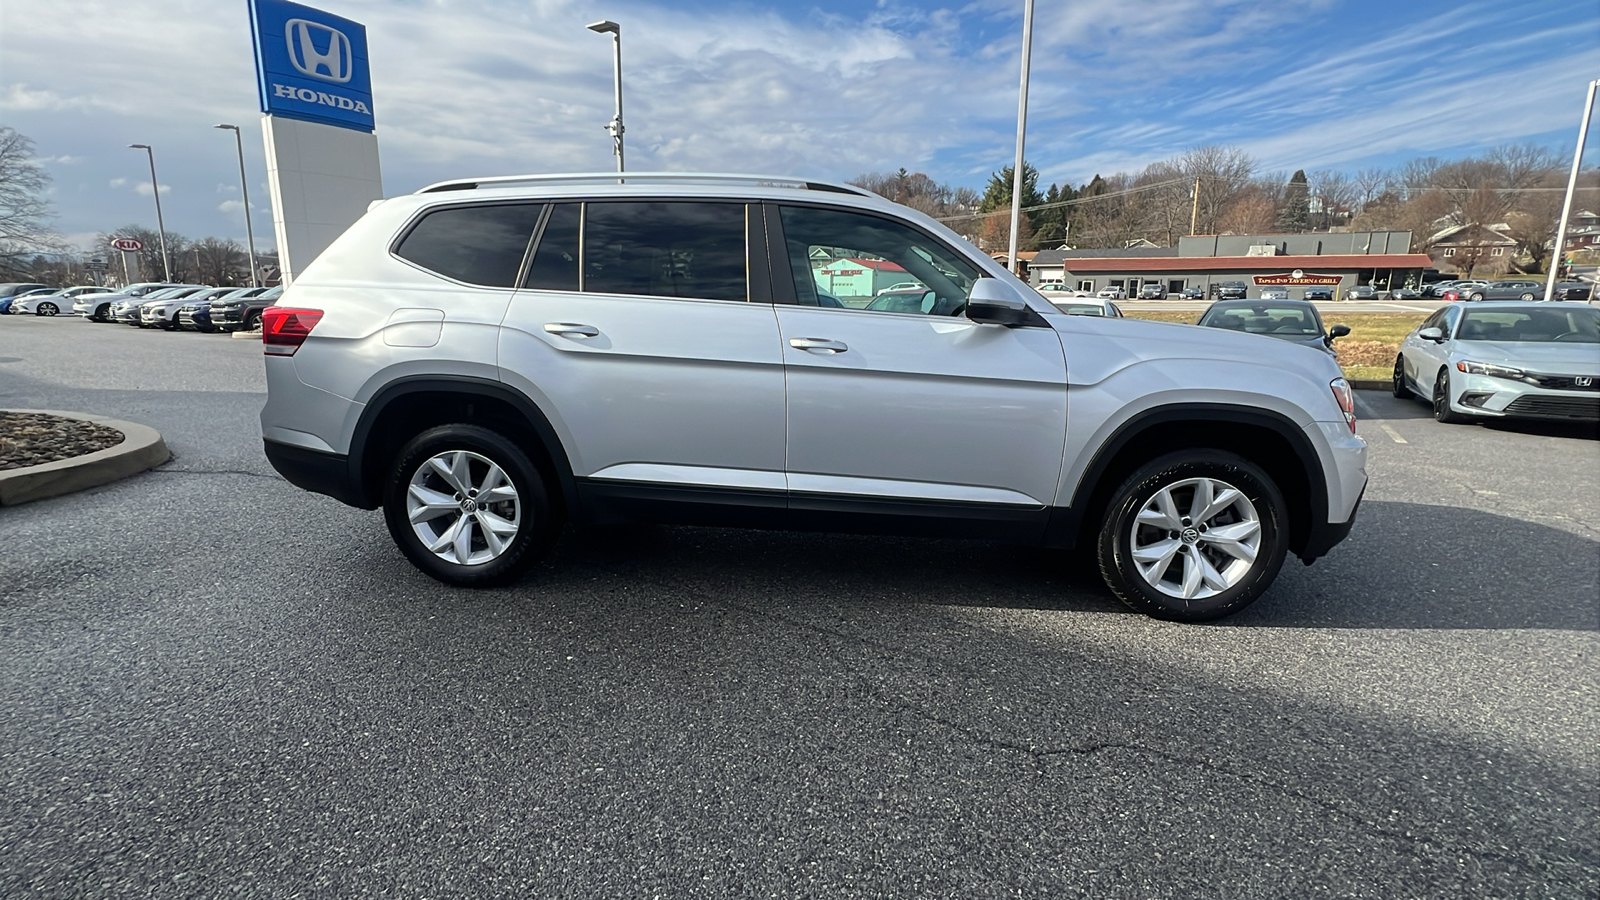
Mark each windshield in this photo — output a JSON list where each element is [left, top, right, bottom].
[[1457, 308, 1600, 343], [1198, 303, 1322, 336]]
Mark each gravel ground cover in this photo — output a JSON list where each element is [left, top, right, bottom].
[[0, 411, 123, 470]]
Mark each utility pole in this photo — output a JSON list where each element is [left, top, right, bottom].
[[1006, 0, 1035, 280], [1546, 78, 1599, 302], [1189, 175, 1201, 235]]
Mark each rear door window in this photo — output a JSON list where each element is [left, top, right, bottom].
[[395, 203, 545, 288], [582, 201, 748, 302]]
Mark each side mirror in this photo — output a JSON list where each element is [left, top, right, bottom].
[[1328, 324, 1351, 339], [965, 278, 1040, 327], [1418, 326, 1444, 343]]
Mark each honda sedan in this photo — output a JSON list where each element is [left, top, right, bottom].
[[1393, 301, 1600, 423]]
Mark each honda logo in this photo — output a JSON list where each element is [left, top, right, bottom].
[[1576, 376, 1594, 387], [285, 18, 352, 83]]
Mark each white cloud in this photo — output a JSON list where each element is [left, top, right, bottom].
[[133, 182, 171, 197], [108, 178, 127, 188]]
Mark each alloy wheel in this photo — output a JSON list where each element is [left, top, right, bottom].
[[405, 449, 522, 566], [1128, 476, 1261, 601]]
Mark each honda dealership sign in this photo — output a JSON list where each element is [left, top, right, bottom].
[[249, 0, 384, 284], [250, 0, 375, 131]]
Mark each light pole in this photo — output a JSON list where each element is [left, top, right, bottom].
[[587, 20, 625, 173], [215, 124, 261, 287], [128, 143, 171, 281], [1546, 78, 1599, 302], [1006, 0, 1035, 280]]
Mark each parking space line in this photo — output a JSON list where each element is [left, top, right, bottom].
[[1377, 423, 1408, 444], [1354, 394, 1408, 444]]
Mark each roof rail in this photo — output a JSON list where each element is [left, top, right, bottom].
[[416, 172, 874, 197]]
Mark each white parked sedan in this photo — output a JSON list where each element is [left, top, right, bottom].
[[1096, 286, 1126, 300], [13, 285, 115, 316], [1394, 301, 1600, 423]]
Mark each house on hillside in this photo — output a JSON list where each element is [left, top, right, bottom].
[[1561, 209, 1600, 256], [1426, 222, 1519, 276]]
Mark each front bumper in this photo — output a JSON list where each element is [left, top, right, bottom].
[[1450, 373, 1600, 421]]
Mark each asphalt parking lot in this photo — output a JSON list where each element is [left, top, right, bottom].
[[2, 315, 1596, 898]]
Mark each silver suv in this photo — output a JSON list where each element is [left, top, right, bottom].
[[261, 173, 1366, 621]]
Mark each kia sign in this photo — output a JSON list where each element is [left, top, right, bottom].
[[110, 237, 143, 252], [1254, 272, 1342, 286], [249, 0, 374, 132]]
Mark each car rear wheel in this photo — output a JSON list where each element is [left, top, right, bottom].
[[383, 424, 562, 587], [1433, 369, 1472, 424], [1096, 450, 1288, 622], [1392, 355, 1411, 399]]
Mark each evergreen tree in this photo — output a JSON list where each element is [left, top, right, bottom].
[[1277, 169, 1310, 232], [978, 163, 1043, 213]]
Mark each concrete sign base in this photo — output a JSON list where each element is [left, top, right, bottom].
[[262, 114, 383, 284]]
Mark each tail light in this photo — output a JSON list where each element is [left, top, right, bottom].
[[1330, 378, 1356, 434], [262, 307, 323, 356]]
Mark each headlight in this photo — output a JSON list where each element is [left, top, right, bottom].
[[1455, 360, 1526, 381]]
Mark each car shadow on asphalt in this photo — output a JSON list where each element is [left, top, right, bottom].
[[338, 500, 1596, 633]]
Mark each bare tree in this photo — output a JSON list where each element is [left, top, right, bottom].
[[1352, 168, 1391, 211], [0, 125, 65, 278], [1181, 145, 1255, 235], [1309, 170, 1355, 229]]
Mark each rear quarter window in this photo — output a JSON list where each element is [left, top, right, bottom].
[[395, 203, 545, 287]]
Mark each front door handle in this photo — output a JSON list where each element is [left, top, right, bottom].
[[788, 337, 848, 353], [544, 322, 600, 338]]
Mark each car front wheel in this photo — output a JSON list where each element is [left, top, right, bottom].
[[382, 424, 561, 587], [37, 302, 58, 316], [1432, 369, 1472, 424], [1392, 355, 1411, 399], [1097, 451, 1288, 622]]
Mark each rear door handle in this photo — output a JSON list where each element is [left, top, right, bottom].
[[788, 337, 848, 353], [544, 322, 600, 338]]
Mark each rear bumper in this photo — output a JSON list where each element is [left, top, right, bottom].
[[263, 440, 373, 509]]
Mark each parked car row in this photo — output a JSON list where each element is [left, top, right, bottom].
[[26, 282, 287, 332]]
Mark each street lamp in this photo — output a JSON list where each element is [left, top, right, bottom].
[[128, 143, 171, 281], [1005, 0, 1035, 279], [587, 20, 625, 173], [215, 124, 261, 287]]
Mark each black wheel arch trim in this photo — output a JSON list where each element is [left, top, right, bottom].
[[1045, 403, 1334, 562], [343, 375, 577, 511]]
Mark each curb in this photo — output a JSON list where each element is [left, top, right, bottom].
[[0, 410, 170, 506], [1349, 379, 1392, 392], [230, 328, 261, 340]]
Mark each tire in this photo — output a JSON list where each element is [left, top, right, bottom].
[[37, 302, 58, 316], [1519, 292, 1535, 302], [1392, 355, 1411, 399], [93, 304, 110, 322], [1432, 368, 1472, 424], [242, 309, 261, 331], [1468, 292, 1485, 302], [1096, 450, 1289, 622], [382, 424, 562, 587]]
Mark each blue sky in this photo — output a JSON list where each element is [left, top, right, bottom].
[[1, 0, 1596, 255]]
